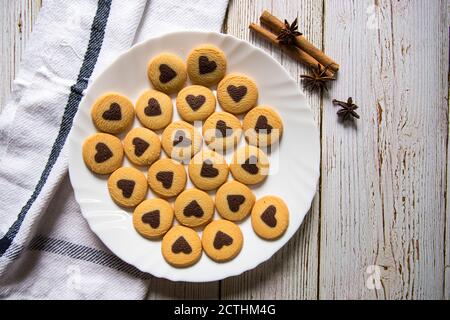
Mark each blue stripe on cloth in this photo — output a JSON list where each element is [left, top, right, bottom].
[[0, 0, 113, 257], [28, 235, 151, 279]]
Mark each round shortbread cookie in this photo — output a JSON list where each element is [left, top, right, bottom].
[[217, 73, 258, 114], [186, 45, 227, 87], [188, 149, 229, 191], [174, 188, 215, 228], [82, 133, 124, 175], [215, 180, 256, 222], [148, 158, 187, 198], [243, 105, 283, 147], [135, 89, 173, 130], [91, 92, 135, 134], [107, 167, 148, 207], [162, 225, 202, 268], [230, 145, 270, 185], [202, 111, 242, 153], [251, 196, 289, 240], [176, 85, 216, 122], [202, 220, 243, 262], [147, 53, 187, 95], [161, 120, 202, 163], [123, 127, 161, 166], [133, 198, 174, 239]]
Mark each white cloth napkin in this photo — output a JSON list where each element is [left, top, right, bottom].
[[0, 0, 228, 299]]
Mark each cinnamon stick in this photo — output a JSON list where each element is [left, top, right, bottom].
[[249, 23, 334, 77], [260, 10, 339, 73]]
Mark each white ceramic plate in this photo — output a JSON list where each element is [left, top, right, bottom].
[[68, 31, 319, 282]]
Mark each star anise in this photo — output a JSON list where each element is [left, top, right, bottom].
[[332, 97, 360, 121], [277, 18, 302, 46], [300, 64, 336, 92]]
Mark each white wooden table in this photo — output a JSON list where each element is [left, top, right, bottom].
[[1, 0, 448, 300]]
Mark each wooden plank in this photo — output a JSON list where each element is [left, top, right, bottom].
[[0, 0, 42, 111], [320, 0, 448, 299], [146, 279, 219, 299], [445, 0, 450, 301], [220, 0, 322, 300]]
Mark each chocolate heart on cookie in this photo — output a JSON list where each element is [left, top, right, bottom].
[[213, 231, 233, 249], [241, 156, 259, 175], [159, 64, 177, 83], [199, 56, 217, 74], [156, 171, 174, 189], [227, 85, 247, 103], [255, 115, 273, 134], [200, 160, 219, 178], [117, 179, 135, 198], [145, 98, 162, 116], [102, 103, 122, 121], [132, 137, 149, 157], [94, 143, 113, 163], [183, 200, 204, 218], [185, 95, 206, 111], [227, 195, 246, 212], [215, 120, 232, 137], [261, 205, 277, 228], [173, 130, 192, 147], [141, 210, 160, 229], [172, 236, 192, 254]]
